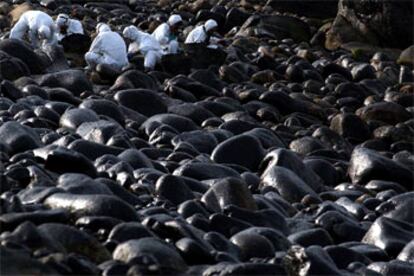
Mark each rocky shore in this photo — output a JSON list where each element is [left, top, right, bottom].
[[0, 0, 413, 275]]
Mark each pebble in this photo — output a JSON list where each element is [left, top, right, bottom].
[[202, 177, 257, 212], [112, 238, 187, 272], [44, 193, 139, 221], [211, 134, 264, 171]]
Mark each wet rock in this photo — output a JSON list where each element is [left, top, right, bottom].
[[39, 70, 92, 96], [325, 245, 372, 269], [203, 263, 286, 276], [230, 231, 275, 261], [189, 69, 225, 91], [362, 216, 414, 258], [265, 0, 338, 19], [304, 159, 338, 187], [80, 99, 125, 126], [168, 103, 215, 125], [175, 237, 214, 265], [68, 140, 123, 160], [113, 238, 187, 273], [111, 70, 158, 91], [0, 246, 59, 275], [397, 240, 414, 263], [182, 44, 227, 70], [284, 245, 342, 275], [172, 130, 218, 154], [141, 113, 199, 134], [357, 102, 411, 125], [155, 174, 195, 205], [44, 193, 139, 221], [224, 7, 250, 31], [367, 260, 414, 276], [261, 165, 319, 203], [0, 39, 45, 74], [224, 205, 289, 235], [0, 121, 41, 154], [57, 173, 113, 195], [174, 162, 243, 181], [114, 89, 167, 117], [378, 193, 414, 225], [1, 221, 65, 252], [202, 177, 257, 212], [327, 0, 414, 49], [397, 45, 414, 67], [261, 148, 324, 192], [288, 228, 334, 247], [365, 180, 407, 194], [0, 53, 29, 81], [335, 197, 369, 220], [238, 14, 311, 42], [219, 65, 249, 83], [108, 222, 154, 243], [211, 134, 264, 171], [260, 90, 325, 119], [322, 63, 353, 81], [348, 147, 414, 188], [76, 120, 125, 145], [315, 209, 366, 243], [244, 128, 285, 149], [351, 63, 376, 82], [118, 149, 153, 170], [330, 113, 371, 142], [35, 146, 97, 177], [97, 178, 142, 206], [60, 108, 99, 130], [0, 209, 69, 231], [237, 226, 291, 252], [75, 216, 122, 233], [160, 54, 192, 75], [37, 223, 111, 263]]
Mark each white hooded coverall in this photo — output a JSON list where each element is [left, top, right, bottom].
[[85, 23, 128, 71], [10, 10, 58, 48], [185, 19, 219, 48], [55, 14, 84, 41], [152, 14, 182, 54], [123, 26, 163, 70]]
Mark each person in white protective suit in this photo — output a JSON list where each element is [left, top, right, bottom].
[[10, 10, 58, 48], [185, 19, 219, 47], [55, 13, 84, 41], [152, 14, 183, 54], [123, 25, 163, 71], [84, 23, 129, 71]]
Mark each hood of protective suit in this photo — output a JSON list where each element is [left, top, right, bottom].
[[96, 23, 111, 33], [124, 25, 162, 54], [123, 26, 144, 42], [168, 14, 182, 26], [204, 19, 218, 32], [56, 13, 69, 27]]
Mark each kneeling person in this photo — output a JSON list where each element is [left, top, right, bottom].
[[85, 23, 128, 71], [123, 25, 163, 71], [55, 13, 84, 41], [10, 10, 57, 48], [152, 14, 183, 54]]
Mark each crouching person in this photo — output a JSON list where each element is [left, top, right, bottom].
[[10, 10, 58, 49], [85, 23, 128, 72], [123, 25, 163, 72]]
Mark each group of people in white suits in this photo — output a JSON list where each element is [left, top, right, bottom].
[[10, 10, 220, 71]]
